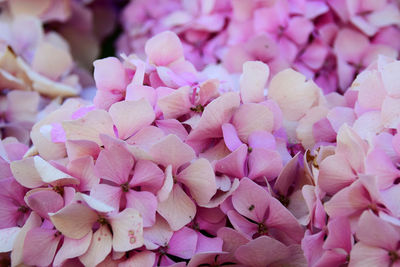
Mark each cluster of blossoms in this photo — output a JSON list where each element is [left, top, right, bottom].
[[1, 28, 400, 266], [0, 0, 116, 144], [118, 0, 400, 93]]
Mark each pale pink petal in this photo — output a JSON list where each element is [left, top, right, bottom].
[[109, 208, 144, 252], [365, 149, 400, 189], [202, 178, 240, 209], [157, 184, 196, 231], [381, 96, 400, 128], [318, 155, 357, 195], [327, 107, 356, 133], [356, 210, 400, 250], [10, 212, 41, 266], [214, 144, 247, 178], [232, 103, 274, 143], [349, 243, 390, 267], [0, 227, 20, 253], [149, 134, 195, 172], [62, 109, 114, 146], [145, 31, 184, 66], [79, 225, 112, 267], [109, 99, 155, 140], [23, 228, 62, 266], [68, 156, 99, 192], [130, 160, 164, 193], [336, 125, 367, 172], [240, 61, 269, 104], [196, 234, 223, 253], [334, 28, 369, 64], [143, 215, 173, 250], [156, 119, 188, 141], [34, 156, 79, 185], [50, 203, 98, 239], [268, 69, 319, 121], [286, 16, 313, 45], [248, 148, 283, 180], [187, 92, 240, 141], [274, 153, 300, 196], [90, 184, 122, 211], [119, 251, 156, 267], [125, 84, 157, 107], [168, 227, 198, 259], [126, 190, 157, 227], [93, 57, 127, 92], [65, 140, 100, 161], [177, 158, 217, 205], [10, 157, 44, 188], [53, 232, 92, 267], [381, 61, 400, 97], [353, 70, 385, 110], [235, 236, 290, 267], [24, 188, 64, 220], [157, 86, 192, 119], [95, 145, 133, 184]]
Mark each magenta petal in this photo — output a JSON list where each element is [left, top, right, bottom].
[[126, 190, 157, 227], [23, 228, 62, 266], [167, 227, 198, 259], [324, 217, 352, 253]]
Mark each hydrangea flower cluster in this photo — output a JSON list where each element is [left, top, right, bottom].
[[0, 0, 116, 144], [118, 0, 400, 93], [1, 28, 400, 266]]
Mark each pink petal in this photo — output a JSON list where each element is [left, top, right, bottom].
[[232, 103, 274, 143], [24, 188, 64, 220], [130, 159, 164, 193], [334, 28, 369, 63], [286, 16, 313, 45], [274, 153, 300, 196], [126, 190, 157, 227], [381, 96, 400, 128], [248, 148, 283, 180], [324, 217, 352, 253], [53, 232, 92, 267], [222, 123, 243, 152], [356, 210, 400, 250], [167, 227, 198, 259], [119, 251, 156, 267], [10, 157, 44, 188], [145, 31, 184, 66], [318, 155, 357, 195], [239, 61, 269, 104], [149, 134, 195, 172], [248, 131, 276, 150], [79, 225, 112, 267], [34, 156, 79, 185], [349, 243, 390, 266], [109, 99, 155, 140], [354, 69, 386, 110], [232, 178, 269, 223], [125, 84, 157, 107], [235, 236, 290, 267], [381, 61, 400, 97], [177, 158, 217, 205], [156, 119, 188, 141], [93, 57, 127, 92], [90, 184, 122, 211], [157, 86, 192, 119], [23, 228, 62, 266], [65, 140, 100, 161], [214, 144, 247, 178], [68, 156, 99, 192], [187, 92, 240, 141], [109, 208, 144, 252], [327, 107, 356, 133], [143, 215, 173, 250], [157, 184, 196, 231], [95, 145, 133, 184], [50, 203, 98, 239]]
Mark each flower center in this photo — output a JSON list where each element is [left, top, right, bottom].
[[18, 205, 29, 213], [389, 251, 399, 263], [257, 223, 268, 235], [190, 104, 204, 113], [121, 182, 129, 192], [97, 217, 109, 225]]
